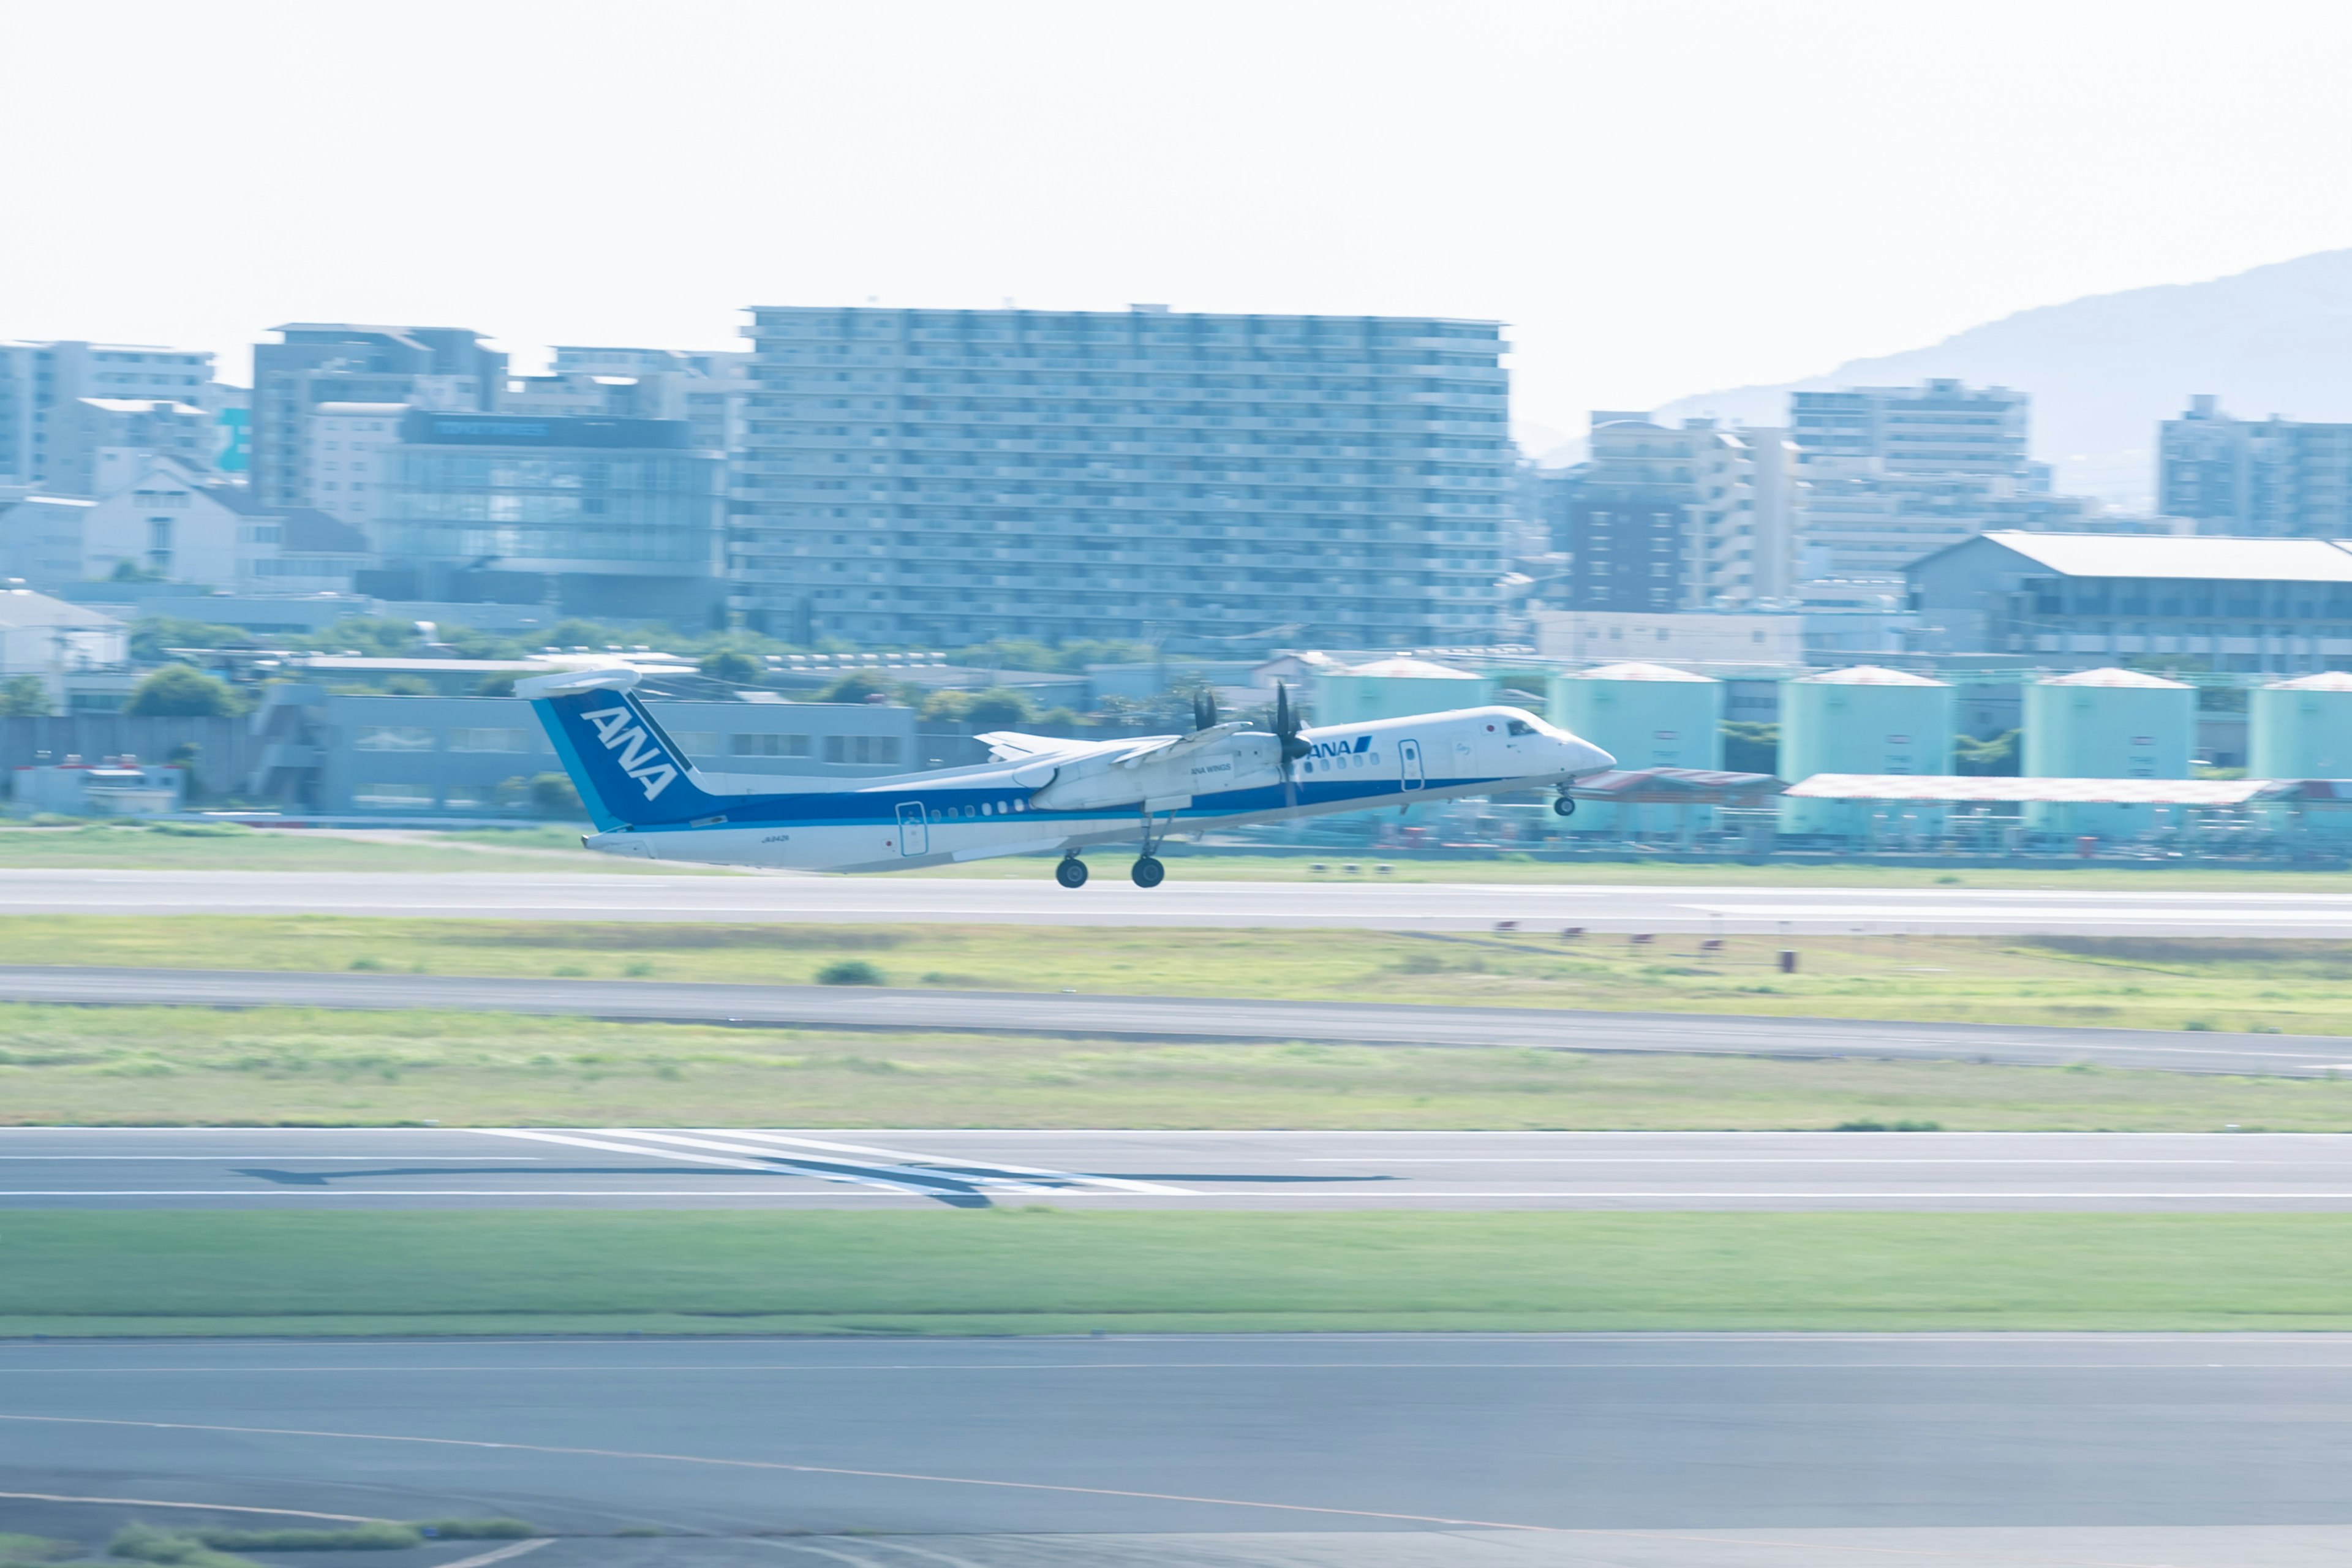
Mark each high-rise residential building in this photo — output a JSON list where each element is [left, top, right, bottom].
[[365, 409, 725, 625], [0, 341, 238, 491], [250, 325, 504, 512], [1789, 379, 2084, 584], [1564, 415, 1786, 611], [2159, 395, 2352, 537], [729, 305, 1510, 647]]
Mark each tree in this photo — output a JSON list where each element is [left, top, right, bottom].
[[922, 687, 1037, 725], [528, 772, 586, 818], [700, 648, 763, 685], [1720, 721, 1778, 775], [110, 559, 165, 582], [126, 665, 239, 717], [816, 669, 892, 704], [129, 618, 254, 663], [0, 676, 51, 717]]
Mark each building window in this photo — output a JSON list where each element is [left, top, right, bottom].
[[447, 728, 532, 753], [731, 733, 813, 758], [353, 782, 435, 809], [354, 726, 436, 752], [823, 734, 901, 764]]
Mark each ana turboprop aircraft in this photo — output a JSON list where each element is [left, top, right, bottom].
[[518, 666, 1616, 887]]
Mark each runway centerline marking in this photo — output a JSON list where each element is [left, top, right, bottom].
[[0, 1410, 2231, 1561]]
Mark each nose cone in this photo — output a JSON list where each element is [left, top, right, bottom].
[[1565, 736, 1615, 775]]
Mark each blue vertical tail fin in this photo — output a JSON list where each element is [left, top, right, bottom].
[[515, 667, 726, 831]]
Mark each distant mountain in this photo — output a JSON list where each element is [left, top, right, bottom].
[[1643, 249, 2352, 509]]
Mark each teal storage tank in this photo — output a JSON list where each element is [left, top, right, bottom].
[[2251, 671, 2352, 840], [2251, 671, 2352, 778], [2022, 666, 2193, 839], [1550, 662, 1723, 838], [1313, 656, 1496, 725], [1777, 665, 1954, 838]]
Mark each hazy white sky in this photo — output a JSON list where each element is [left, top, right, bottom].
[[7, 0, 2352, 447]]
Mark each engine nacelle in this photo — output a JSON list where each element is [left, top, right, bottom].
[[1030, 732, 1283, 812]]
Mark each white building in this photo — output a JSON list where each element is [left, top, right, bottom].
[[1567, 416, 1795, 611], [301, 402, 407, 537], [1790, 380, 2087, 587], [0, 341, 243, 491], [0, 585, 127, 679], [1534, 608, 1806, 665], [0, 458, 369, 595]]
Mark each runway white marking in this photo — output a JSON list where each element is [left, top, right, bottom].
[[0, 1488, 377, 1520], [0, 1156, 543, 1161], [703, 1129, 1196, 1195], [595, 1130, 1060, 1196], [469, 1129, 946, 1197], [431, 1542, 550, 1568], [13, 1189, 2352, 1200]]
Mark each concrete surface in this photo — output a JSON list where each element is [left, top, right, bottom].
[[1, 1335, 2347, 1553], [15, 867, 2352, 933], [7, 1126, 2352, 1210]]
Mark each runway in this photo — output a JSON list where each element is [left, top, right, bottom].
[[2, 1335, 2349, 1561], [1, 962, 2339, 1076], [7, 1126, 2352, 1210], [15, 867, 2352, 933]]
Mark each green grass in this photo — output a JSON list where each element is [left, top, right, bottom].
[[4, 1002, 2351, 1129], [921, 849, 2352, 889], [11, 916, 2352, 1036], [2, 824, 2350, 888], [4, 1211, 2350, 1335], [0, 824, 696, 873]]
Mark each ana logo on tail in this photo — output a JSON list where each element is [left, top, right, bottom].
[[579, 704, 679, 800]]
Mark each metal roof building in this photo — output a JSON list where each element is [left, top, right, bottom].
[[1907, 530, 2352, 671]]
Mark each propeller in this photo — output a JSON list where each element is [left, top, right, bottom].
[[1272, 681, 1311, 807], [1193, 688, 1218, 732]]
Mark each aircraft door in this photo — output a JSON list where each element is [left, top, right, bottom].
[[1398, 738, 1424, 791], [895, 801, 929, 857]]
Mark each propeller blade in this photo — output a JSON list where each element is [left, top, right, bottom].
[[1276, 682, 1298, 808]]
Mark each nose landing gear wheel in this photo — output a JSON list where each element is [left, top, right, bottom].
[[1553, 795, 1578, 817], [1055, 856, 1090, 889], [1131, 856, 1165, 888]]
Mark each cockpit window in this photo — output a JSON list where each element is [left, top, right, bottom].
[[1506, 718, 1536, 736]]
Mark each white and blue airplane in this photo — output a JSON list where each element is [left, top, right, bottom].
[[516, 666, 1616, 887]]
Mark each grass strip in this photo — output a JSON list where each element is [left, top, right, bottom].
[[6, 1004, 2352, 1129], [9, 917, 2352, 1038], [5, 1211, 2351, 1336]]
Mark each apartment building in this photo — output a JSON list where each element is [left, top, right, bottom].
[[730, 304, 1511, 648]]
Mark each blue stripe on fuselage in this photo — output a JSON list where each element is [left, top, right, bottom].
[[620, 774, 1510, 835]]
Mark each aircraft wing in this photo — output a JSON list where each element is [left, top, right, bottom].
[[974, 729, 1104, 763], [1112, 720, 1250, 767]]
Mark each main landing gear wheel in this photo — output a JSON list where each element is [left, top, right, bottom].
[[1553, 795, 1578, 817], [1131, 856, 1165, 889], [1055, 856, 1090, 889]]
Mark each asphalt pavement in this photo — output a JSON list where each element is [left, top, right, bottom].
[[0, 962, 2338, 1076], [2, 1334, 2348, 1561], [16, 867, 2352, 933], [8, 1126, 2352, 1210]]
